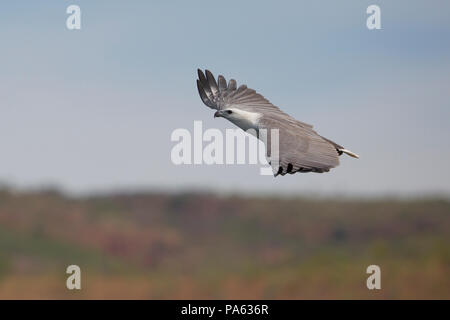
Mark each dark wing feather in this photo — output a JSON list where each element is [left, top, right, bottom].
[[205, 70, 219, 96], [217, 75, 227, 92], [196, 80, 214, 108]]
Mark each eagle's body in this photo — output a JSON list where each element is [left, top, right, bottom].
[[196, 69, 358, 176]]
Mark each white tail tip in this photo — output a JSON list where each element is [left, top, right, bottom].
[[339, 149, 360, 159]]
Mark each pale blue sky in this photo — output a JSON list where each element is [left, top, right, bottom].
[[0, 1, 449, 196]]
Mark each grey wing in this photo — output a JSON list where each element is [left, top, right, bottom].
[[259, 117, 340, 176], [196, 69, 314, 129]]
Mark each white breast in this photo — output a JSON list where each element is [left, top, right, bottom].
[[227, 109, 262, 131]]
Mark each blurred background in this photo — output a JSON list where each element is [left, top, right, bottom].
[[0, 1, 449, 299]]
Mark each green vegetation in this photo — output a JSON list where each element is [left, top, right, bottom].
[[0, 189, 448, 299]]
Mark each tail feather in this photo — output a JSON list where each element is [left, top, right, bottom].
[[320, 135, 359, 159], [339, 149, 359, 159]]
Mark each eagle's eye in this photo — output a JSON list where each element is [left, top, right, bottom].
[[226, 110, 232, 114]]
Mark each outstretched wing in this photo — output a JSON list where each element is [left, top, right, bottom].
[[196, 69, 314, 129]]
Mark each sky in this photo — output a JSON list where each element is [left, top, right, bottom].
[[0, 1, 449, 196]]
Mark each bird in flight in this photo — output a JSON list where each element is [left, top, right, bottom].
[[196, 69, 359, 176]]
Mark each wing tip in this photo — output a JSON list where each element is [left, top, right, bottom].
[[205, 69, 214, 79]]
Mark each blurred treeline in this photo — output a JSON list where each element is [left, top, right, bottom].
[[0, 187, 448, 299]]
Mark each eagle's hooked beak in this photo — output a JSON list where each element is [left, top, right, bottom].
[[214, 111, 222, 118]]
